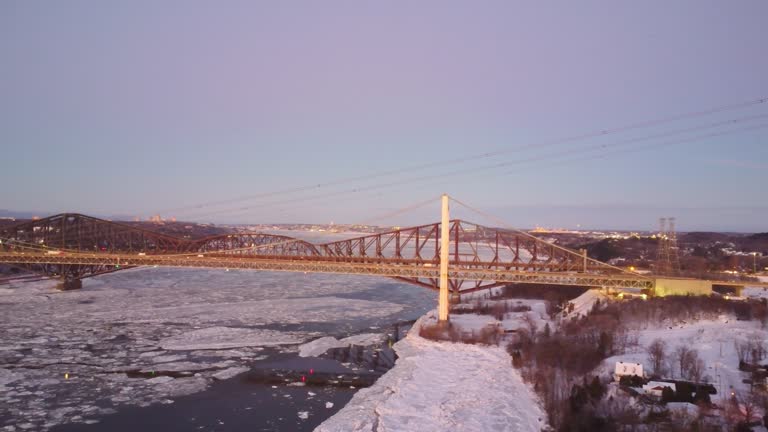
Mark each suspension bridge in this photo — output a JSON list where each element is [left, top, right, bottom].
[[0, 196, 761, 321]]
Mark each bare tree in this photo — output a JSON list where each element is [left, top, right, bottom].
[[522, 312, 538, 343], [754, 299, 768, 328], [736, 335, 767, 367], [614, 327, 638, 353], [731, 390, 763, 425], [687, 351, 705, 383], [747, 333, 766, 366], [647, 338, 667, 376], [673, 345, 696, 379], [735, 339, 749, 365]]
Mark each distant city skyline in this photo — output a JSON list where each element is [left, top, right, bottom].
[[2, 202, 765, 234], [1, 1, 767, 232]]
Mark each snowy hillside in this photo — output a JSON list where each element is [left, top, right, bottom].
[[316, 313, 547, 432], [597, 315, 768, 403]]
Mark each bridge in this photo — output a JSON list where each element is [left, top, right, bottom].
[[0, 196, 762, 321]]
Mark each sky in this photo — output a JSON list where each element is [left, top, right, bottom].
[[1, 1, 767, 232]]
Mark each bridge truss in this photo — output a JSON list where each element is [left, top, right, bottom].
[[0, 213, 654, 294]]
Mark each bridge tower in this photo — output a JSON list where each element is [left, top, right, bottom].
[[438, 194, 450, 322]]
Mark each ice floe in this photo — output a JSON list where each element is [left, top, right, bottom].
[[212, 366, 249, 380], [299, 333, 385, 357], [0, 263, 435, 431], [159, 326, 308, 350]]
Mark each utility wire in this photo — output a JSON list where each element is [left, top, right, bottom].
[[503, 122, 768, 175], [204, 120, 768, 224], [176, 115, 768, 220], [154, 96, 768, 215]]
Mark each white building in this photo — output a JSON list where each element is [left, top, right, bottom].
[[642, 381, 676, 398], [614, 361, 644, 381]]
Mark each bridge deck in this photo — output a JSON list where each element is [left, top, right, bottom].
[[0, 252, 655, 290], [3, 214, 763, 294]]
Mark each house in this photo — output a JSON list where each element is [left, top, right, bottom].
[[614, 361, 644, 381], [642, 381, 676, 398]]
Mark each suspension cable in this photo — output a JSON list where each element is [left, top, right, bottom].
[[449, 196, 648, 277]]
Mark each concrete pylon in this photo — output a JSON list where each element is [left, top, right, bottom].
[[57, 279, 82, 291], [438, 194, 450, 322]]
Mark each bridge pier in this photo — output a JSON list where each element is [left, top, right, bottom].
[[450, 292, 461, 305], [57, 279, 82, 291]]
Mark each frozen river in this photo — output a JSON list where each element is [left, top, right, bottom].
[[0, 266, 436, 431]]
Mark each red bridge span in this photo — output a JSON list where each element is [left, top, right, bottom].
[[0, 212, 649, 290], [1, 208, 757, 320]]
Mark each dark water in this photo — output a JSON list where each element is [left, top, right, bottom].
[[52, 331, 407, 432], [50, 281, 424, 432], [53, 377, 354, 431], [51, 359, 350, 431]]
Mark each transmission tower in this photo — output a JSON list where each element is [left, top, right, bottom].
[[655, 217, 681, 276], [667, 217, 681, 274], [656, 218, 670, 275]]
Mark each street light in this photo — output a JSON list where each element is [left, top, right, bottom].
[[752, 252, 758, 274]]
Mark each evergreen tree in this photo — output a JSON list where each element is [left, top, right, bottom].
[[693, 390, 711, 405], [569, 384, 589, 412], [597, 331, 612, 357], [661, 386, 675, 404], [588, 376, 605, 401]]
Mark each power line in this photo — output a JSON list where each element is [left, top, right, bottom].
[[504, 122, 768, 175], [175, 115, 768, 220], [153, 96, 768, 216], [261, 122, 768, 226]]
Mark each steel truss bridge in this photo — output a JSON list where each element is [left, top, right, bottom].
[[0, 213, 655, 295]]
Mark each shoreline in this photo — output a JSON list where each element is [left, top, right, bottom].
[[316, 311, 547, 432]]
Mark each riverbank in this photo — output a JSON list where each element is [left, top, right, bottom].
[[316, 311, 547, 432]]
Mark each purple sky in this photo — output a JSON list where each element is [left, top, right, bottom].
[[1, 1, 767, 231]]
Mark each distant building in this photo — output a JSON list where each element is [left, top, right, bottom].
[[642, 381, 676, 398], [614, 361, 644, 381]]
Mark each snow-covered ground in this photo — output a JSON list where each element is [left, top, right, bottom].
[[743, 285, 768, 300], [564, 289, 609, 319], [316, 313, 547, 432], [449, 298, 551, 334], [744, 276, 768, 300], [596, 315, 768, 403], [0, 266, 435, 431]]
